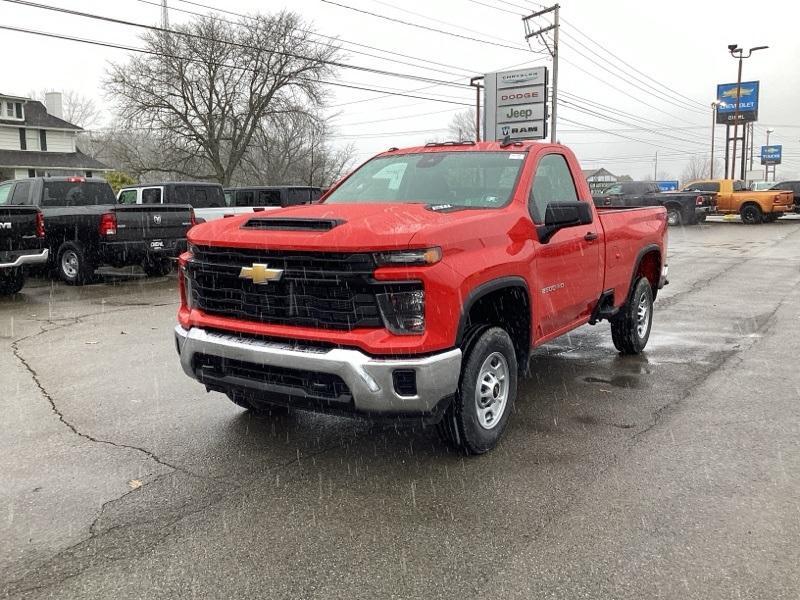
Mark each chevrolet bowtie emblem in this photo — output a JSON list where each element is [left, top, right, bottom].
[[239, 263, 284, 284]]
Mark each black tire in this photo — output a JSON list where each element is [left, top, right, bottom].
[[142, 257, 173, 277], [666, 206, 682, 227], [438, 326, 518, 455], [740, 203, 763, 225], [610, 277, 653, 355], [696, 213, 707, 223], [0, 268, 25, 295], [57, 241, 94, 285]]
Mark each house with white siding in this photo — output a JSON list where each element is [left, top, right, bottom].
[[0, 91, 110, 181]]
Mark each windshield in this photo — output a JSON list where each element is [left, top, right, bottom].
[[324, 151, 526, 208]]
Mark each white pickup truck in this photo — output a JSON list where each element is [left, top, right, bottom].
[[118, 183, 323, 221]]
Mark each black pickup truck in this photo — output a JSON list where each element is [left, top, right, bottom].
[[1, 177, 194, 285], [0, 202, 48, 295], [593, 181, 716, 226]]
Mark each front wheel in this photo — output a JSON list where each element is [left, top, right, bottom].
[[740, 204, 763, 224], [610, 277, 653, 355], [438, 326, 518, 455], [0, 268, 25, 295]]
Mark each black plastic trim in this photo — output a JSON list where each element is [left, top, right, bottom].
[[455, 276, 530, 347]]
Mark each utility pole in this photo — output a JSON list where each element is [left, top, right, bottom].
[[765, 128, 774, 181], [161, 0, 169, 29], [523, 4, 559, 143], [653, 151, 658, 181]]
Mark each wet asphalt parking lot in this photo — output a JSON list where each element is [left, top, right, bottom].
[[2, 216, 799, 599]]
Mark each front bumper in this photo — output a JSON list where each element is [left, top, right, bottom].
[[0, 248, 49, 269], [174, 326, 462, 417]]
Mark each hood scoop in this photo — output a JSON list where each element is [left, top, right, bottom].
[[241, 217, 345, 232]]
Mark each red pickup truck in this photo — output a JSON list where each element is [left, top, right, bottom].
[[175, 141, 668, 454]]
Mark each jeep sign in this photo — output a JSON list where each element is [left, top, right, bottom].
[[484, 66, 548, 141], [496, 103, 545, 124]]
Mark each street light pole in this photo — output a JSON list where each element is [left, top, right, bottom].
[[765, 128, 774, 181], [727, 44, 768, 180], [711, 101, 719, 178]]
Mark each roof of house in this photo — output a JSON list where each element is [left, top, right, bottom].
[[582, 168, 616, 180], [0, 100, 82, 130], [0, 149, 110, 170], [0, 92, 30, 101]]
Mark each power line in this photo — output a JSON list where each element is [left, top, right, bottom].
[[320, 0, 531, 52], [1, 0, 474, 90], [133, 0, 476, 79], [0, 23, 474, 106]]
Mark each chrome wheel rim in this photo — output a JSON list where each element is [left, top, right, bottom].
[[636, 291, 650, 338], [61, 251, 79, 279], [475, 352, 509, 430], [667, 210, 679, 225]]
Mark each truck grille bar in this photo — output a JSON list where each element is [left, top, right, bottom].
[[188, 246, 417, 330]]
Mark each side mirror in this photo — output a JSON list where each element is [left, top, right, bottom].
[[537, 201, 593, 243]]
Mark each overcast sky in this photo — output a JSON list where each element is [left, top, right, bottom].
[[3, 0, 799, 180]]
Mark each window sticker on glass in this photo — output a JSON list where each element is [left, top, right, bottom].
[[509, 153, 526, 160]]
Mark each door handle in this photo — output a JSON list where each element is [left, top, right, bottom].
[[584, 231, 598, 241]]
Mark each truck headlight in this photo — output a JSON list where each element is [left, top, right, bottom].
[[376, 289, 425, 334], [374, 247, 441, 266]]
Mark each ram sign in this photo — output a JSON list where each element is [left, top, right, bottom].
[[761, 145, 782, 165], [484, 67, 548, 141], [716, 81, 759, 124]]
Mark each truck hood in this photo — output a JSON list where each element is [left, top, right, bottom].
[[187, 202, 506, 252]]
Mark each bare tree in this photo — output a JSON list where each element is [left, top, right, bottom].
[[447, 108, 477, 141], [236, 111, 355, 187], [31, 89, 103, 129], [106, 11, 338, 185], [681, 156, 723, 184]]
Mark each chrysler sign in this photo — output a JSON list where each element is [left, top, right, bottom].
[[484, 66, 548, 141]]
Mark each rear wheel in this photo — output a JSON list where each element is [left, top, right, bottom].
[[57, 242, 94, 285], [666, 206, 682, 226], [0, 268, 25, 295], [142, 257, 173, 277], [740, 203, 763, 224], [611, 277, 653, 355], [438, 326, 518, 455]]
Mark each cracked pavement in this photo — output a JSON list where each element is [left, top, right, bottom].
[[2, 220, 800, 599]]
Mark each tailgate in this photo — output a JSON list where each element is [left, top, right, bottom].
[[0, 207, 40, 252], [114, 205, 193, 242]]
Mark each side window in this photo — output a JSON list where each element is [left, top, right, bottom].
[[529, 154, 579, 223], [236, 190, 254, 207], [287, 188, 311, 205], [11, 181, 31, 205], [257, 190, 282, 207], [118, 189, 138, 205], [141, 188, 162, 204], [310, 188, 322, 202], [192, 188, 210, 208], [0, 183, 13, 205]]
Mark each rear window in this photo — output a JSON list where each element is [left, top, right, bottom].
[[42, 181, 116, 207]]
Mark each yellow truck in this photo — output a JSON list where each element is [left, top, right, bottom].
[[682, 179, 794, 224]]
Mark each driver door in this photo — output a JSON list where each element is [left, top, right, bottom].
[[530, 153, 602, 339]]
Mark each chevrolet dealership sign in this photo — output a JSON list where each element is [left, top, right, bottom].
[[484, 67, 548, 141]]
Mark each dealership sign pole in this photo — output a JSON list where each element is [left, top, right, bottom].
[[716, 80, 760, 179]]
